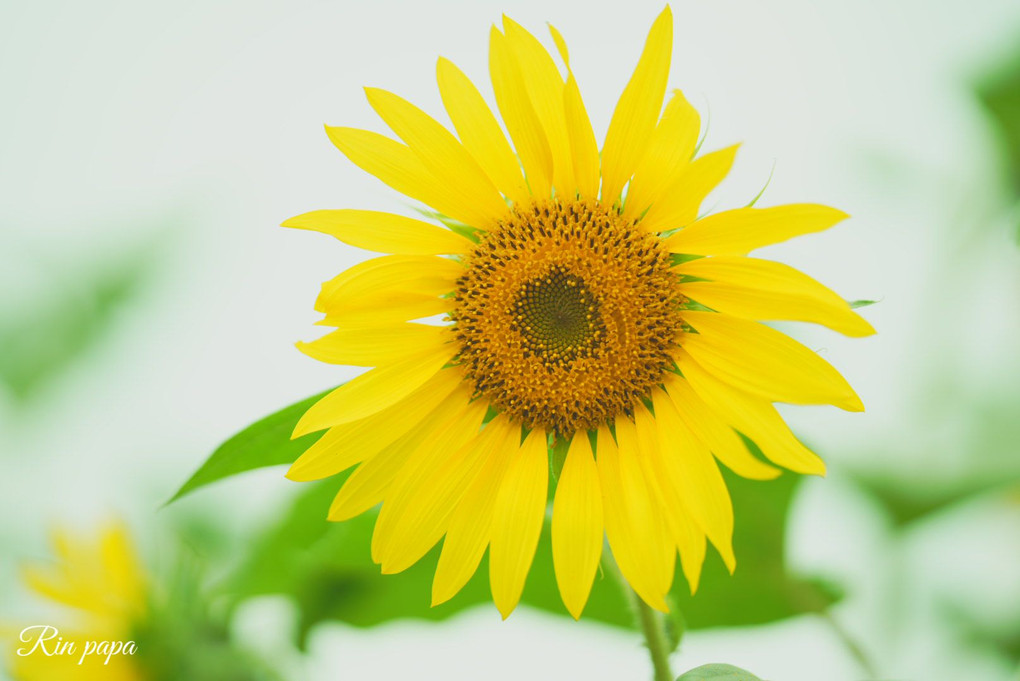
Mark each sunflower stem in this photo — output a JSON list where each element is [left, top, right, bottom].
[[630, 587, 675, 681]]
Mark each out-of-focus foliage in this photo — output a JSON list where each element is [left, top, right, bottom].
[[850, 396, 1020, 527], [976, 40, 1020, 240], [675, 663, 764, 681], [5, 521, 283, 681], [133, 555, 284, 681], [0, 241, 156, 403], [977, 47, 1020, 197], [178, 393, 840, 646]]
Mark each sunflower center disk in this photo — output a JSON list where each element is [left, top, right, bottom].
[[452, 199, 685, 435], [515, 266, 603, 365]]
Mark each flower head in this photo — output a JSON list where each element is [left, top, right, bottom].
[[286, 6, 873, 619], [9, 523, 146, 681]]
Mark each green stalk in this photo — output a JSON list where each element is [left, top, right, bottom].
[[606, 551, 676, 681], [630, 589, 675, 681]]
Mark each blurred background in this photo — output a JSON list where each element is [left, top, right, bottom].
[[1, 0, 1018, 679]]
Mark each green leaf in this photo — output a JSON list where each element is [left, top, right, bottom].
[[226, 437, 837, 639], [847, 299, 879, 309], [977, 50, 1020, 199], [850, 397, 1020, 526], [166, 390, 331, 504], [676, 663, 764, 680]]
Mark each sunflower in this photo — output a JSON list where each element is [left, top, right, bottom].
[[285, 6, 873, 619], [9, 524, 146, 681]]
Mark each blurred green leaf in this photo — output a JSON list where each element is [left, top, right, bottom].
[[133, 536, 285, 681], [853, 470, 1020, 527], [848, 299, 879, 309], [535, 465, 840, 631], [228, 479, 498, 648], [978, 49, 1020, 198], [0, 251, 151, 402], [167, 390, 330, 504], [850, 398, 1020, 526], [676, 663, 764, 680], [227, 442, 837, 643]]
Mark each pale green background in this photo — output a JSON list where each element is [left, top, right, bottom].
[[2, 0, 1019, 679]]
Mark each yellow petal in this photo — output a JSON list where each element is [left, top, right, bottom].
[[677, 349, 826, 475], [548, 23, 569, 65], [317, 255, 459, 309], [372, 401, 492, 572], [502, 16, 574, 195], [651, 389, 736, 571], [632, 406, 706, 592], [662, 374, 780, 480], [327, 385, 474, 520], [364, 87, 507, 228], [293, 343, 455, 436], [639, 144, 739, 233], [436, 57, 529, 204], [665, 204, 849, 255], [297, 323, 448, 367], [431, 419, 520, 606], [563, 73, 601, 199], [551, 432, 603, 619], [99, 523, 144, 607], [325, 126, 494, 229], [490, 27, 553, 198], [490, 428, 549, 618], [600, 6, 673, 206], [314, 254, 459, 325], [625, 89, 700, 218], [282, 209, 470, 255], [681, 310, 864, 411], [606, 418, 676, 610], [678, 256, 875, 337], [287, 367, 463, 482]]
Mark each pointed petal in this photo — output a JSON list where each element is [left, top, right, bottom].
[[364, 87, 507, 227], [502, 17, 574, 195], [547, 24, 570, 66], [609, 418, 677, 607], [563, 73, 601, 199], [297, 323, 448, 367], [326, 385, 475, 521], [639, 144, 739, 233], [662, 374, 781, 480], [314, 254, 459, 326], [665, 204, 849, 255], [677, 349, 827, 475], [678, 256, 875, 337], [600, 6, 673, 206], [325, 126, 495, 228], [432, 418, 520, 606], [632, 406, 707, 592], [294, 344, 455, 436], [682, 310, 864, 411], [489, 27, 553, 198], [283, 209, 470, 255], [287, 367, 463, 482], [371, 401, 492, 572], [436, 57, 529, 204], [490, 428, 549, 618], [625, 89, 700, 218], [651, 389, 736, 571], [551, 433, 603, 619]]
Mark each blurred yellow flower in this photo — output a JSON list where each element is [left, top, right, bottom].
[[286, 5, 873, 619], [10, 523, 146, 680]]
